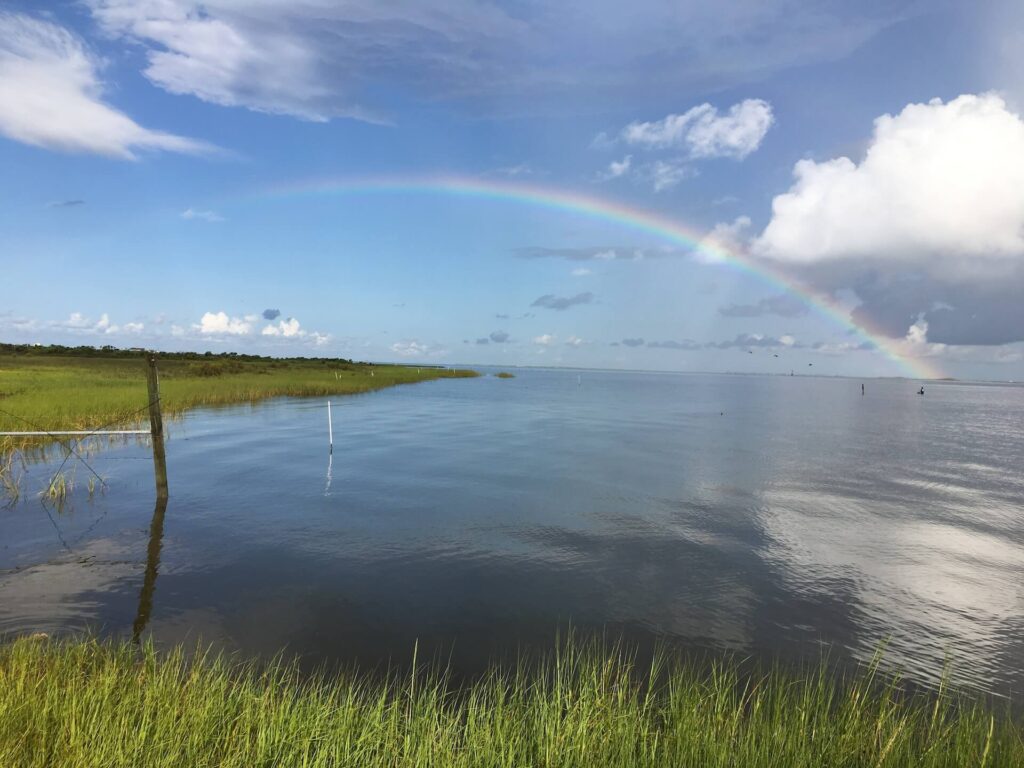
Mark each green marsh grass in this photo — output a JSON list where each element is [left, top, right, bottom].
[[0, 449, 23, 505], [0, 355, 477, 454], [42, 469, 71, 504], [495, 371, 516, 378], [0, 635, 1019, 767]]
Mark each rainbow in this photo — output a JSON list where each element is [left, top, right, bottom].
[[256, 175, 941, 379]]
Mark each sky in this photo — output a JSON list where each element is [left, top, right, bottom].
[[1, 0, 1023, 380]]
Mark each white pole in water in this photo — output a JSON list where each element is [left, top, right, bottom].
[[327, 400, 334, 454]]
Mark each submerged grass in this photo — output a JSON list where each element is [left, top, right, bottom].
[[0, 635, 1019, 767], [0, 355, 477, 454]]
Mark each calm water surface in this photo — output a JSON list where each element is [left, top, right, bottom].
[[2, 370, 1023, 694]]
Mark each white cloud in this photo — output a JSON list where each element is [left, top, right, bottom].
[[571, 267, 592, 277], [599, 154, 632, 180], [533, 334, 556, 346], [181, 208, 224, 222], [81, 2, 907, 124], [897, 319, 947, 359], [622, 99, 774, 159], [565, 335, 585, 347], [698, 216, 752, 264], [53, 311, 142, 335], [64, 312, 92, 330], [86, 0, 520, 122], [0, 12, 212, 159], [754, 93, 1024, 279], [599, 99, 768, 189], [390, 339, 446, 358], [194, 311, 255, 335], [261, 317, 302, 337], [645, 160, 695, 192], [260, 316, 331, 345]]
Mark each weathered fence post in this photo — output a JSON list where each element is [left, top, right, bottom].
[[145, 355, 169, 499]]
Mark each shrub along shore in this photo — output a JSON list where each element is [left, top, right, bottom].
[[0, 635, 1017, 767], [0, 346, 477, 454]]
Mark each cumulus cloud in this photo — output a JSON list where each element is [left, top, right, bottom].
[[0, 12, 212, 159], [565, 335, 585, 347], [755, 93, 1024, 272], [752, 93, 1024, 345], [621, 99, 774, 159], [195, 311, 255, 335], [531, 292, 594, 311], [533, 334, 556, 345], [262, 308, 281, 320], [719, 294, 809, 318], [475, 337, 489, 345], [697, 216, 752, 264], [261, 317, 301, 337], [598, 98, 771, 189], [181, 208, 224, 222], [52, 312, 143, 335], [621, 338, 645, 347], [571, 267, 592, 277], [390, 339, 447, 358], [489, 330, 510, 343], [261, 316, 330, 345]]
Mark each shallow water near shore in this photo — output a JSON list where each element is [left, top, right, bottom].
[[2, 370, 1023, 695]]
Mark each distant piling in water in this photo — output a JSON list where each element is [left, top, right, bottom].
[[327, 400, 334, 454]]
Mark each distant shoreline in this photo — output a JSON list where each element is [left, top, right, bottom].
[[0, 347, 477, 453]]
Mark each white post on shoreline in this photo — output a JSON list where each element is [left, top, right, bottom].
[[327, 400, 334, 454]]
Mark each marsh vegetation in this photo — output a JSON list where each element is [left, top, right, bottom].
[[0, 635, 1017, 767], [0, 347, 477, 455]]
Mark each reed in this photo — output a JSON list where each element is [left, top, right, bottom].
[[0, 634, 1018, 767], [0, 449, 23, 504]]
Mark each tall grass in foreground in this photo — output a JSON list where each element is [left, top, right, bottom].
[[0, 636, 1017, 767]]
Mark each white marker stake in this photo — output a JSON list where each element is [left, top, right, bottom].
[[327, 400, 334, 454]]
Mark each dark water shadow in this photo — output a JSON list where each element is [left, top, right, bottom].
[[132, 495, 168, 643]]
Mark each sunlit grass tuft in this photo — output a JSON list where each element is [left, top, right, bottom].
[[0, 635, 1018, 767]]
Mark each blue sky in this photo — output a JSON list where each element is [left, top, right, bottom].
[[2, 1, 1023, 379]]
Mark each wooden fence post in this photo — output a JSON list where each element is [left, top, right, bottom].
[[145, 355, 169, 499]]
